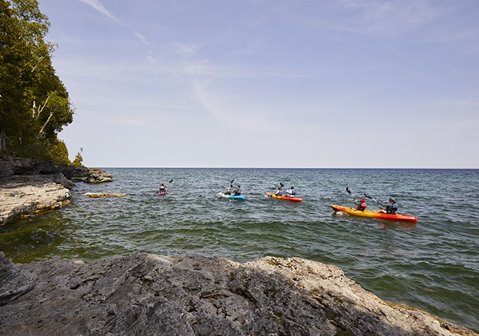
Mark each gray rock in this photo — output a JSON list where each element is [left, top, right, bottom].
[[85, 168, 113, 184], [0, 174, 71, 225], [0, 253, 475, 336], [0, 155, 58, 177], [0, 252, 36, 306]]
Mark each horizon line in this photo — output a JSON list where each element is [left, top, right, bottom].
[[88, 166, 479, 170]]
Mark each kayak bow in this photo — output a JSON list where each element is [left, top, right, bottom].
[[331, 204, 417, 223]]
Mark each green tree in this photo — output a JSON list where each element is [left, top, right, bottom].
[[72, 148, 84, 167], [0, 0, 74, 161]]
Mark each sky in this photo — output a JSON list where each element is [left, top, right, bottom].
[[37, 0, 479, 168]]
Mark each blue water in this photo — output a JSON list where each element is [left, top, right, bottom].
[[1, 168, 478, 331]]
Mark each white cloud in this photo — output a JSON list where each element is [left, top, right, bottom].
[[77, 0, 119, 23]]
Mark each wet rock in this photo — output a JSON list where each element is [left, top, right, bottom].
[[0, 253, 475, 336]]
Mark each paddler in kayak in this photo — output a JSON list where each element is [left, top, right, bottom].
[[232, 184, 242, 196], [355, 198, 367, 211], [285, 186, 296, 196], [275, 183, 285, 196], [384, 197, 398, 214], [159, 183, 167, 194]]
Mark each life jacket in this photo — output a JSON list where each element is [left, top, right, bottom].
[[356, 202, 367, 211], [387, 202, 398, 214]]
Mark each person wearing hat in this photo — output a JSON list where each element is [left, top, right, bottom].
[[355, 198, 367, 211], [385, 197, 398, 214]]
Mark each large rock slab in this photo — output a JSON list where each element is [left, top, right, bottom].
[[0, 253, 475, 336], [0, 174, 71, 225]]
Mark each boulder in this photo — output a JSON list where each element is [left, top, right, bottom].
[[0, 253, 475, 336], [85, 168, 113, 184]]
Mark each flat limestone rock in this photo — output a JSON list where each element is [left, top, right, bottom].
[[0, 253, 475, 336], [0, 174, 71, 225], [84, 192, 127, 198]]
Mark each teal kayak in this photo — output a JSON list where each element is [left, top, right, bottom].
[[218, 192, 246, 201]]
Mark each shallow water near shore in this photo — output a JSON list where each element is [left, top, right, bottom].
[[1, 168, 478, 331]]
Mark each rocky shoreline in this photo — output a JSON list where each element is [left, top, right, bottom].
[[0, 156, 477, 335], [0, 155, 113, 226], [0, 252, 476, 336]]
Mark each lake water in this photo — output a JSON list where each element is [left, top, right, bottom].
[[1, 168, 478, 331]]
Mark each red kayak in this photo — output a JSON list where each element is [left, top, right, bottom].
[[265, 192, 302, 203]]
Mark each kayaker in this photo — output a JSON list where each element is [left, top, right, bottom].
[[385, 197, 398, 214], [275, 183, 284, 196], [355, 198, 367, 211], [285, 186, 296, 196], [159, 183, 167, 194], [233, 184, 241, 196]]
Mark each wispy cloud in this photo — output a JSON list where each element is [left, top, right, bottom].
[[77, 0, 119, 23], [333, 0, 448, 34], [174, 43, 199, 57], [134, 31, 151, 47]]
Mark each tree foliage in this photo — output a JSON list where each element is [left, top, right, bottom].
[[72, 148, 84, 167], [0, 0, 74, 164]]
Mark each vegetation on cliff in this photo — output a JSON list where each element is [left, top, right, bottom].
[[0, 0, 75, 165]]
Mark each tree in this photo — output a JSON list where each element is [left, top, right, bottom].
[[0, 0, 74, 162], [72, 148, 84, 167]]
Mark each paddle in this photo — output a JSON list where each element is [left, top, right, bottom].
[[363, 193, 385, 207], [346, 186, 358, 202], [168, 179, 173, 183]]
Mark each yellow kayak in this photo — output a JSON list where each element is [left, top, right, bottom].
[[331, 204, 417, 223]]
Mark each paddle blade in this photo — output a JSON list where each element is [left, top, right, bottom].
[[346, 187, 351, 194], [169, 179, 173, 183]]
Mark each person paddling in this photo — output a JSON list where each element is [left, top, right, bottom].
[[285, 186, 296, 196], [355, 198, 367, 211], [223, 181, 234, 195], [232, 184, 242, 196], [275, 183, 284, 196], [385, 197, 398, 214], [159, 183, 167, 194]]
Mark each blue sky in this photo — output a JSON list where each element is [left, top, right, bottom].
[[39, 0, 479, 168]]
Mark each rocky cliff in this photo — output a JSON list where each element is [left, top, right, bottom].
[[0, 253, 475, 336]]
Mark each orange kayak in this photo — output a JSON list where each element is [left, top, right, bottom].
[[265, 192, 302, 203], [331, 204, 417, 223]]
